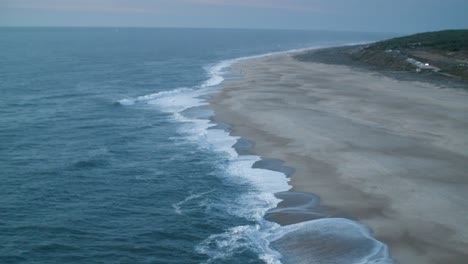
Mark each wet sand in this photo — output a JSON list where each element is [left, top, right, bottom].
[[210, 51, 468, 263]]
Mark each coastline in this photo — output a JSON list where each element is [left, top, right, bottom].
[[209, 48, 468, 263]]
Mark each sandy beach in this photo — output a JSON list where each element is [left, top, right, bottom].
[[210, 50, 468, 263]]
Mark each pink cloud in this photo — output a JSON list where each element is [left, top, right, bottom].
[[186, 0, 322, 12], [7, 2, 162, 14], [4, 0, 323, 15]]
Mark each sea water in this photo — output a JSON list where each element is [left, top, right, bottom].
[[0, 28, 393, 263]]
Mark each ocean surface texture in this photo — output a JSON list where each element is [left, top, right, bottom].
[[1, 28, 391, 264]]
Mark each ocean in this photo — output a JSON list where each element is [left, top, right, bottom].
[[0, 28, 392, 263]]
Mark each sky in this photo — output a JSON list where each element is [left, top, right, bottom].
[[1, 0, 468, 33]]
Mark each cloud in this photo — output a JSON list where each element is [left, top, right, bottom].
[[4, 0, 163, 14], [185, 0, 322, 12], [2, 0, 322, 15]]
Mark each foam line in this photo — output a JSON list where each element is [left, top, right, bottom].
[[117, 43, 393, 264]]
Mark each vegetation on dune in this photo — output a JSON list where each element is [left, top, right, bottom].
[[369, 30, 468, 52], [295, 30, 468, 81], [350, 30, 468, 79]]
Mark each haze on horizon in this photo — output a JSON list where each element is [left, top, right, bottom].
[[1, 0, 467, 33]]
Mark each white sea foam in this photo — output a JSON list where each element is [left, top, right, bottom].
[[117, 98, 136, 106], [117, 53, 292, 262], [269, 218, 393, 264], [119, 45, 394, 264], [196, 221, 283, 264], [172, 190, 214, 215], [201, 61, 230, 88]]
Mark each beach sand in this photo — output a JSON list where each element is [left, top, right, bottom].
[[210, 51, 468, 263]]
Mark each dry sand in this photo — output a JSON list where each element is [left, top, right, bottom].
[[210, 51, 468, 263]]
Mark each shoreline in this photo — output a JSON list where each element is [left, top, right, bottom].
[[209, 48, 468, 263]]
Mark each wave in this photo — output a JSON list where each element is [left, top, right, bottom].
[[196, 221, 283, 264], [270, 218, 392, 264], [118, 45, 394, 264], [117, 53, 290, 263], [172, 190, 214, 215]]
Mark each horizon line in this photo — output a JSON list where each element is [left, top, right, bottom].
[[0, 25, 411, 35]]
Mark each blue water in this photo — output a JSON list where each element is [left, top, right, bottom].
[[0, 28, 393, 264]]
